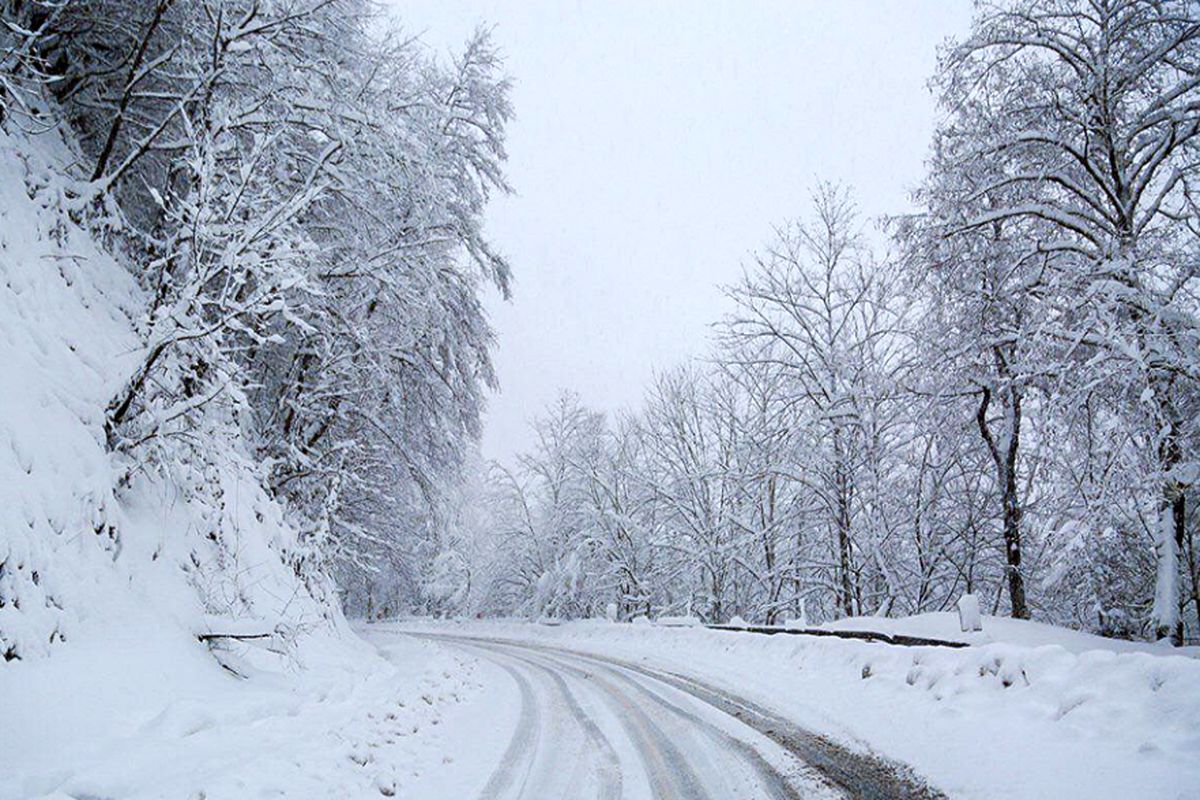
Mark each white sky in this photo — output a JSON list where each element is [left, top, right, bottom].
[[391, 0, 975, 464]]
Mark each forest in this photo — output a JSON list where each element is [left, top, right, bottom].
[[442, 0, 1200, 647], [2, 0, 1198, 658], [1, 0, 513, 660]]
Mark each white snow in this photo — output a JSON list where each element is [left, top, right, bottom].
[[957, 594, 983, 632], [3, 26, 1199, 800], [0, 120, 332, 664], [1, 620, 485, 800], [818, 611, 1200, 656]]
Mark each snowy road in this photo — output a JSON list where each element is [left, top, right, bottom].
[[404, 633, 944, 800]]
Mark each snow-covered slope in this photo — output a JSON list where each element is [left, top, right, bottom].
[[0, 121, 140, 659], [0, 111, 451, 799], [0, 119, 332, 660]]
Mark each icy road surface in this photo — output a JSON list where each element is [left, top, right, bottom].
[[383, 631, 944, 800]]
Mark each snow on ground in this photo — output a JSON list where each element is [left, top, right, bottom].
[[817, 610, 1200, 656], [1, 620, 486, 800], [3, 94, 1197, 800], [382, 616, 1200, 800]]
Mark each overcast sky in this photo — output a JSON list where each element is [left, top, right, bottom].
[[393, 1, 975, 465]]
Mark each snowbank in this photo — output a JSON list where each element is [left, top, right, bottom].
[[386, 617, 1200, 800], [818, 611, 1200, 657], [1, 622, 482, 799]]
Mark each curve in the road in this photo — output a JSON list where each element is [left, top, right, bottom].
[[419, 632, 948, 800], [510, 646, 733, 800], [434, 634, 840, 800], [537, 652, 816, 800]]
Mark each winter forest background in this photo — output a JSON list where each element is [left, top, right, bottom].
[[2, 0, 1199, 663]]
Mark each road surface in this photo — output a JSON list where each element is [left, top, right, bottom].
[[409, 633, 943, 800]]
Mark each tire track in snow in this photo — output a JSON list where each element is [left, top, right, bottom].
[[472, 654, 541, 800], [557, 659, 712, 800], [421, 632, 946, 800], [444, 636, 825, 799], [459, 641, 623, 800], [457, 638, 712, 799], [520, 646, 807, 800], [525, 656, 624, 800]]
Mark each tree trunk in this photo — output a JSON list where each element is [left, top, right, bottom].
[[999, 453, 1028, 620], [1151, 392, 1187, 646], [836, 466, 855, 618], [977, 378, 1028, 620], [91, 0, 174, 182], [1185, 507, 1200, 640], [1152, 479, 1186, 646], [763, 475, 781, 624]]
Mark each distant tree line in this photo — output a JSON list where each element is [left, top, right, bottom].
[[459, 0, 1200, 646]]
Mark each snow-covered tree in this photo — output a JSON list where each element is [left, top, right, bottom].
[[3, 0, 516, 626], [934, 0, 1200, 643], [723, 184, 907, 620]]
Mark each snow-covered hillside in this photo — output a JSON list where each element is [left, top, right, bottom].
[[0, 120, 332, 661], [2, 1, 521, 793], [0, 120, 473, 800]]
